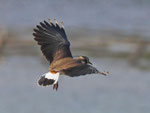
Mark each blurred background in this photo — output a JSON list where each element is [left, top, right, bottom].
[[0, 0, 150, 113]]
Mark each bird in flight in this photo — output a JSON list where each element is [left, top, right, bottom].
[[33, 19, 109, 91]]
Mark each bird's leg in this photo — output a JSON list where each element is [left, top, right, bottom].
[[53, 82, 59, 91], [99, 71, 109, 76]]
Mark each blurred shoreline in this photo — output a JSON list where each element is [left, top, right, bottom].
[[0, 27, 150, 69]]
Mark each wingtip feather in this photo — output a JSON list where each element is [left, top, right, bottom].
[[48, 18, 52, 24], [61, 21, 64, 28], [54, 19, 58, 25]]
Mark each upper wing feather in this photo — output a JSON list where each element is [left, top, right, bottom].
[[33, 19, 72, 63]]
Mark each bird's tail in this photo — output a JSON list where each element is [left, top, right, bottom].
[[38, 72, 60, 86]]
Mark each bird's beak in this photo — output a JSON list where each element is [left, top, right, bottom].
[[88, 61, 93, 65]]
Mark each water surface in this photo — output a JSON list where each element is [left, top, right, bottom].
[[0, 55, 150, 113]]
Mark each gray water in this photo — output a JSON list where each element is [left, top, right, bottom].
[[0, 55, 150, 113], [0, 0, 150, 37]]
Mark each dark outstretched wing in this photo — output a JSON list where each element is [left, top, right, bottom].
[[33, 19, 72, 63], [62, 64, 100, 77]]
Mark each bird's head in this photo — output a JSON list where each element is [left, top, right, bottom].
[[77, 56, 92, 65]]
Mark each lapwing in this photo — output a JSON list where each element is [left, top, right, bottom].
[[33, 19, 109, 91]]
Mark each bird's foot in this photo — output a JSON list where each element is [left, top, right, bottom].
[[99, 71, 109, 76], [53, 82, 58, 91]]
